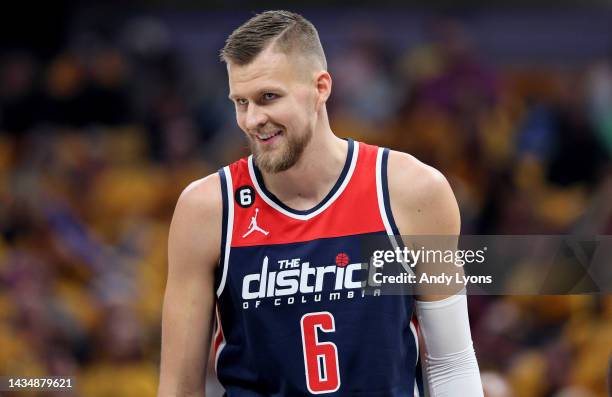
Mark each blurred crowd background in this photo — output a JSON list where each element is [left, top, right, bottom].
[[1, 2, 611, 396]]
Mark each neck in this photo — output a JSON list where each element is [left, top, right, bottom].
[[257, 122, 348, 211]]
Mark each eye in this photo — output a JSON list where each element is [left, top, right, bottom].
[[262, 93, 278, 101], [235, 98, 248, 106]]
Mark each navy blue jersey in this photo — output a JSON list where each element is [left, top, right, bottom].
[[213, 140, 420, 396]]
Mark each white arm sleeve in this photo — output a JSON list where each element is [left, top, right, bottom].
[[415, 293, 484, 397]]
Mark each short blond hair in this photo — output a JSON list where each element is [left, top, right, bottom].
[[220, 10, 327, 70]]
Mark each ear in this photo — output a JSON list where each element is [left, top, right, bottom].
[[314, 71, 332, 111]]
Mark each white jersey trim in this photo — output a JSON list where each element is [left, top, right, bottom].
[[375, 148, 415, 276], [375, 147, 395, 236], [216, 166, 234, 297], [214, 306, 226, 373], [410, 320, 420, 364]]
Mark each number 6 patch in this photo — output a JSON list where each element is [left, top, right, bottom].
[[235, 185, 255, 208]]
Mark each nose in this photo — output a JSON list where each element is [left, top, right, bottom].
[[244, 103, 268, 131]]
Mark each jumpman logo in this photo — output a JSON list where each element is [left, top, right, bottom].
[[242, 208, 269, 238]]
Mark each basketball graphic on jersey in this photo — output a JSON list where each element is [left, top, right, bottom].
[[335, 253, 349, 267]]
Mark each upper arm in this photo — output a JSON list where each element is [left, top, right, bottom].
[[158, 173, 222, 397], [386, 150, 462, 300], [387, 150, 460, 236]]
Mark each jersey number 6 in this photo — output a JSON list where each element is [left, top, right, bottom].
[[300, 312, 341, 394]]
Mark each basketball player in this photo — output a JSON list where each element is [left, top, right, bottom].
[[158, 11, 483, 397]]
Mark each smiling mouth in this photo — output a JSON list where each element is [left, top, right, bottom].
[[256, 130, 282, 142]]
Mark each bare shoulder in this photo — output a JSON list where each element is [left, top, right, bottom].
[[386, 150, 460, 235], [174, 172, 222, 218], [169, 172, 223, 272]]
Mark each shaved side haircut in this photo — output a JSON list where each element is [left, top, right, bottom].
[[220, 10, 327, 70]]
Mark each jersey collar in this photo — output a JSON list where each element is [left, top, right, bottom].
[[248, 138, 358, 221]]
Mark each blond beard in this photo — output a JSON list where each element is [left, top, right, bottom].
[[250, 128, 313, 173]]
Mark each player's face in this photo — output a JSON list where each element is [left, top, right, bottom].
[[228, 47, 318, 173]]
